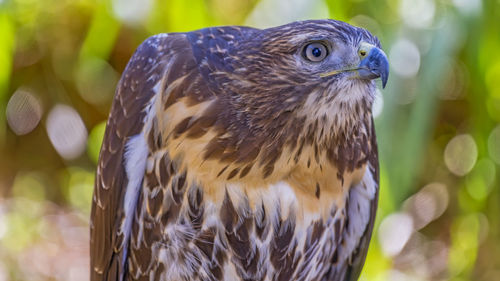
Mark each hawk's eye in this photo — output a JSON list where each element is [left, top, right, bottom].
[[303, 42, 328, 62]]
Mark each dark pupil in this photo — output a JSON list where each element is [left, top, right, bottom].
[[312, 47, 322, 57]]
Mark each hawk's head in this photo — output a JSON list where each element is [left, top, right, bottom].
[[174, 19, 388, 178]]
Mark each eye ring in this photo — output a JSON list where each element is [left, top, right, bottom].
[[303, 42, 329, 62]]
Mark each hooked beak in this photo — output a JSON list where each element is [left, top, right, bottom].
[[357, 44, 389, 88], [319, 43, 389, 88]]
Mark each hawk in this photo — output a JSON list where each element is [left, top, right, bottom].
[[90, 19, 389, 281]]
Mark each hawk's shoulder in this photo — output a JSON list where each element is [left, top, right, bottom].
[[90, 33, 196, 280]]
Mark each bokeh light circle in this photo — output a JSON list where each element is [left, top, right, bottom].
[[399, 0, 435, 28], [444, 134, 478, 176], [488, 125, 500, 165], [465, 158, 496, 200], [453, 0, 482, 15], [75, 58, 118, 106], [46, 105, 88, 160], [112, 0, 153, 25], [6, 88, 43, 136], [378, 212, 414, 257], [389, 39, 421, 78], [403, 183, 449, 230]]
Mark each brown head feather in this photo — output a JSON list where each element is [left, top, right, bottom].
[[171, 20, 381, 180]]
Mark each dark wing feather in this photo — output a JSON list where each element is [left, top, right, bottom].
[[91, 25, 254, 281], [344, 117, 380, 281], [90, 34, 191, 281]]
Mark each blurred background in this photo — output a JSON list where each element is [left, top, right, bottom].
[[0, 0, 499, 280]]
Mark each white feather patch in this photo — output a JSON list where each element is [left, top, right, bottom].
[[340, 165, 378, 262], [266, 181, 299, 219], [120, 84, 159, 277], [121, 132, 148, 266]]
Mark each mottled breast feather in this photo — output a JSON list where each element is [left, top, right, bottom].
[[91, 19, 382, 281]]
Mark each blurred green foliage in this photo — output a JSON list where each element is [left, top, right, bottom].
[[0, 0, 499, 280]]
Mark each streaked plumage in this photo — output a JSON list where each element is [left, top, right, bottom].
[[90, 19, 388, 281]]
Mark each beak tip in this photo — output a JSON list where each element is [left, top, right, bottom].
[[379, 52, 389, 89], [381, 73, 388, 89]]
